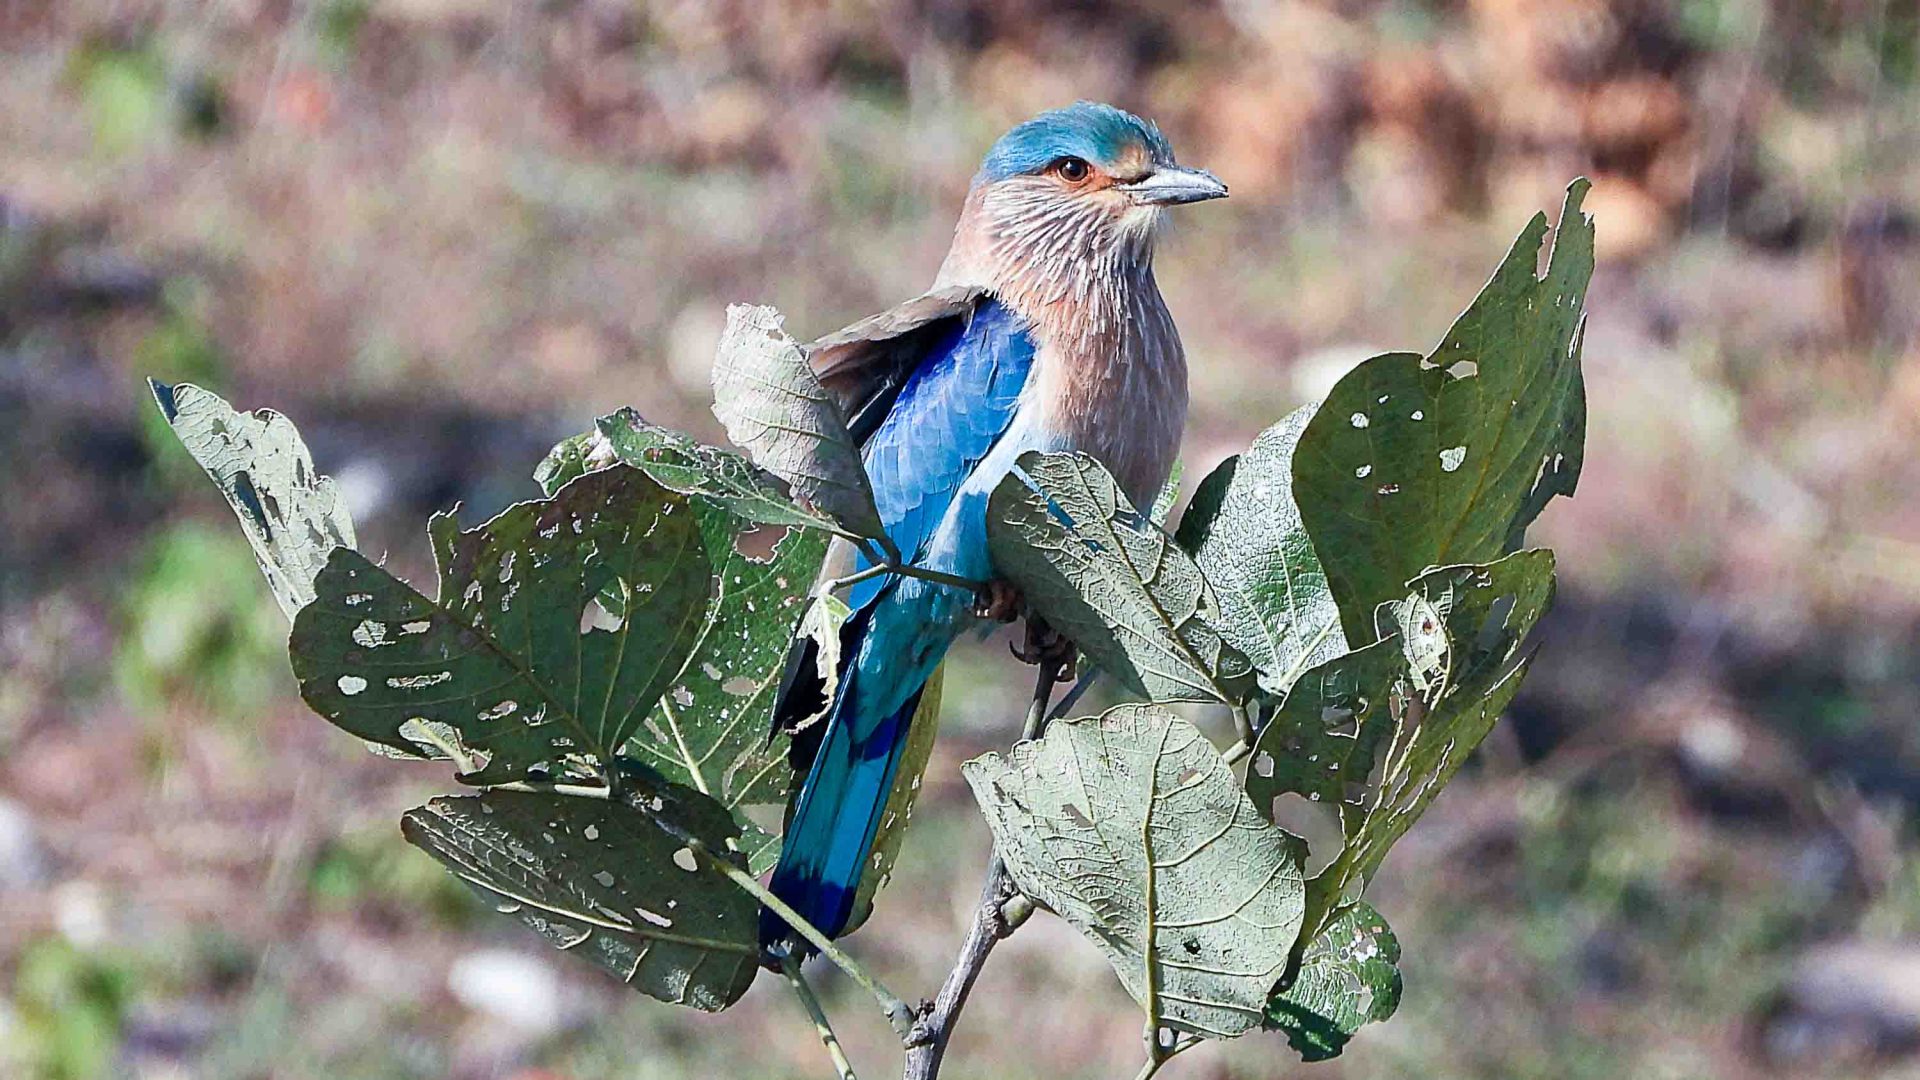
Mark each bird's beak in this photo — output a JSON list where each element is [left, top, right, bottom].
[[1120, 166, 1229, 206]]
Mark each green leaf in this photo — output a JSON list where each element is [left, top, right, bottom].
[[1245, 638, 1405, 828], [987, 452, 1255, 705], [533, 416, 829, 847], [401, 789, 759, 1010], [1308, 550, 1556, 929], [710, 304, 888, 545], [624, 503, 823, 809], [1265, 902, 1402, 1061], [148, 380, 355, 620], [532, 428, 602, 496], [595, 408, 840, 533], [963, 704, 1304, 1040], [289, 467, 712, 784], [1293, 181, 1591, 644], [1177, 405, 1348, 694]]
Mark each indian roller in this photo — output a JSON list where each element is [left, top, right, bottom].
[[761, 101, 1227, 951]]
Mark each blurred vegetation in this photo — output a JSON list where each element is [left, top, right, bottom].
[[4, 0, 1920, 1077]]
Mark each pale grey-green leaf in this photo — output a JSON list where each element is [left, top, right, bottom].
[[1149, 458, 1184, 527], [789, 590, 853, 737], [1177, 404, 1347, 694], [289, 467, 711, 784], [149, 380, 355, 620], [401, 789, 758, 1010], [963, 704, 1304, 1040], [987, 452, 1255, 705], [710, 303, 886, 543]]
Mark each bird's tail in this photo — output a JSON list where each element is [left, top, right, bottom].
[[759, 628, 929, 950]]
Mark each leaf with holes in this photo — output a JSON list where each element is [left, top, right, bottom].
[[534, 424, 828, 853], [532, 428, 605, 496], [1265, 901, 1402, 1061], [594, 408, 840, 533], [1245, 638, 1406, 830], [711, 304, 888, 545], [148, 380, 355, 620], [1293, 181, 1590, 644], [1307, 550, 1556, 933], [627, 502, 824, 810], [289, 466, 711, 784], [963, 704, 1304, 1040], [987, 452, 1255, 705], [401, 788, 758, 1009], [1178, 404, 1348, 694]]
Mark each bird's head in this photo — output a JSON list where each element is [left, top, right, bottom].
[[944, 102, 1226, 298]]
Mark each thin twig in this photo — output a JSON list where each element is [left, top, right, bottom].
[[1221, 738, 1252, 767], [825, 557, 988, 600], [902, 653, 1063, 1080], [1229, 701, 1255, 753], [662, 822, 916, 1037], [1132, 1027, 1200, 1080], [1046, 666, 1100, 722], [781, 953, 859, 1080]]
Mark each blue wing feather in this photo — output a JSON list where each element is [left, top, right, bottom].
[[850, 300, 1036, 609]]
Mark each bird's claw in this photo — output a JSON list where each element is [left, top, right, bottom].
[[975, 579, 1023, 624], [1011, 618, 1076, 679]]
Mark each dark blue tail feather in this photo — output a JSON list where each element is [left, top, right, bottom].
[[760, 665, 924, 949]]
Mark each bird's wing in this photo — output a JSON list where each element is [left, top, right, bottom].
[[849, 295, 1037, 590], [806, 285, 992, 446], [770, 293, 1034, 752]]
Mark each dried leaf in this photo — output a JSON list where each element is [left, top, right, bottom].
[[711, 304, 887, 544], [148, 380, 355, 620]]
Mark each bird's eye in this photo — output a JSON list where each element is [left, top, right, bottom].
[[1053, 157, 1091, 183]]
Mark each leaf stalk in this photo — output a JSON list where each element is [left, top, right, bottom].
[[781, 953, 860, 1080]]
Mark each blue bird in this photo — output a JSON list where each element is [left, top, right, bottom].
[[761, 102, 1227, 951]]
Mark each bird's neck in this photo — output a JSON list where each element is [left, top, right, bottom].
[[934, 189, 1187, 507], [933, 187, 1163, 364]]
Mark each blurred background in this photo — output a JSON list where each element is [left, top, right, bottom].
[[4, 1, 1920, 1077]]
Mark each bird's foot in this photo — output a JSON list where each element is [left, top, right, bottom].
[[974, 578, 1023, 624], [1010, 618, 1076, 680]]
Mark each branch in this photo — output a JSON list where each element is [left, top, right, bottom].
[[902, 649, 1064, 1080]]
